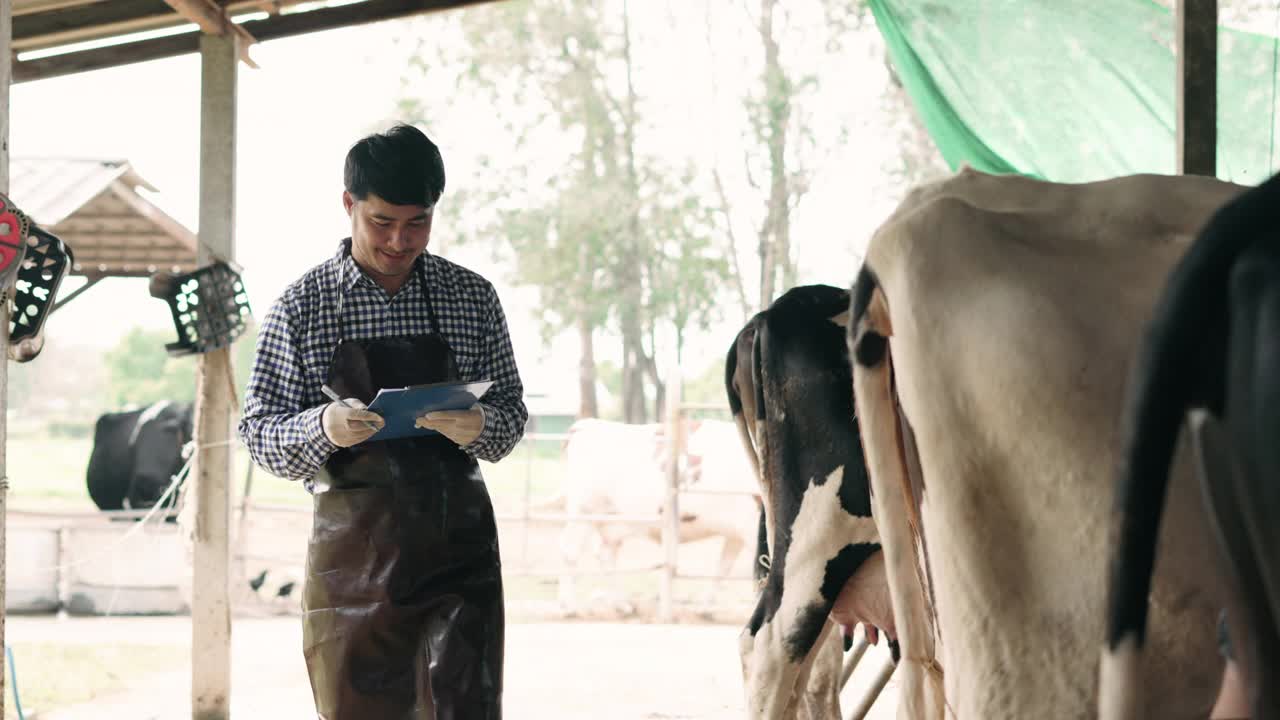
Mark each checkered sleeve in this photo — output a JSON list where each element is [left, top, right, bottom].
[[460, 282, 528, 462], [236, 292, 338, 481]]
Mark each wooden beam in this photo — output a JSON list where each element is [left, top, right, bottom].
[[52, 231, 181, 242], [13, 0, 503, 83], [12, 0, 173, 50], [50, 274, 102, 313], [0, 1, 11, 717], [13, 28, 193, 82], [13, 1, 311, 51], [191, 30, 236, 720], [1177, 0, 1217, 176], [11, 0, 97, 14], [162, 0, 258, 68], [72, 265, 191, 275]]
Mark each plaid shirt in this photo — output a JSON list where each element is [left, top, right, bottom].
[[237, 241, 528, 487]]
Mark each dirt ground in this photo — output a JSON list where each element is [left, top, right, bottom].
[[8, 440, 901, 719], [9, 614, 900, 720]]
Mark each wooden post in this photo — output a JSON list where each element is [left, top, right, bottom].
[[0, 2, 10, 717], [1177, 0, 1217, 176], [191, 30, 238, 720], [660, 371, 682, 623]]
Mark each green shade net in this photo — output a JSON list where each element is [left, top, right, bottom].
[[870, 0, 1280, 184]]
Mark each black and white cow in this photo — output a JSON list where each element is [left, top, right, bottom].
[[1101, 170, 1280, 720], [86, 400, 194, 514], [727, 284, 890, 719]]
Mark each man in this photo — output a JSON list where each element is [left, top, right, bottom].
[[238, 123, 527, 719]]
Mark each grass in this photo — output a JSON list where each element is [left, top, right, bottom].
[[6, 425, 568, 513], [3, 642, 188, 719]]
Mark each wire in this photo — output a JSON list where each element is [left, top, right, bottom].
[[6, 645, 25, 720], [16, 440, 227, 576]]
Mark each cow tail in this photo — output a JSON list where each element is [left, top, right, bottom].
[[726, 326, 769, 587], [1101, 171, 1280, 719]]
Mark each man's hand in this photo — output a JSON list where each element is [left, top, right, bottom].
[[416, 405, 485, 446], [321, 398, 385, 447]]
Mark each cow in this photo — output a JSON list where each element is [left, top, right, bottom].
[[86, 400, 194, 514], [845, 166, 1247, 719], [552, 417, 759, 616], [1100, 169, 1280, 720], [728, 284, 892, 720]]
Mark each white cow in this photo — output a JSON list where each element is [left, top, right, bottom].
[[554, 417, 759, 615], [846, 167, 1247, 720]]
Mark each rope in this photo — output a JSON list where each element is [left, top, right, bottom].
[[17, 435, 243, 578], [902, 652, 955, 719], [22, 459, 192, 577]]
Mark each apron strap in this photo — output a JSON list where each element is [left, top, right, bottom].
[[334, 241, 440, 345]]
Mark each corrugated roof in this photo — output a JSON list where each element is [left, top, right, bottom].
[[9, 157, 197, 277]]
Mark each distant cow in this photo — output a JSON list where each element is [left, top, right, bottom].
[[728, 284, 886, 720], [552, 417, 759, 616], [86, 400, 194, 513]]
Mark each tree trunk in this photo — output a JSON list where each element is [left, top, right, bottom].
[[756, 0, 791, 310], [576, 314, 598, 419], [621, 311, 647, 423], [619, 0, 649, 424]]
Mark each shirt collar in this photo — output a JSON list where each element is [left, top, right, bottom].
[[334, 238, 430, 296]]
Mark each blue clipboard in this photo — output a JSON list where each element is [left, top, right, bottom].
[[365, 379, 494, 442]]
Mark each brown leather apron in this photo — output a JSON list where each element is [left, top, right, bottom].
[[302, 255, 504, 720]]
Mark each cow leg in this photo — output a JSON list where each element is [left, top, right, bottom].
[[597, 532, 636, 617], [792, 623, 844, 720], [557, 520, 593, 616], [706, 532, 746, 609]]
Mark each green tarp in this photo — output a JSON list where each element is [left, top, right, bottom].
[[871, 0, 1280, 184]]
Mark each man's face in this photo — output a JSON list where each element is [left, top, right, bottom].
[[343, 191, 434, 290]]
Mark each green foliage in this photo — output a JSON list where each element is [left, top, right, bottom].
[[681, 356, 729, 407], [102, 327, 197, 408]]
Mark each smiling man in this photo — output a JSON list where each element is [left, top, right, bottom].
[[238, 123, 527, 719]]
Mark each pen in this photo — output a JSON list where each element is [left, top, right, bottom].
[[321, 384, 381, 432]]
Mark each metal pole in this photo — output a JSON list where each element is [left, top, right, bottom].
[[0, 3, 12, 716], [847, 657, 896, 720], [660, 374, 682, 622], [840, 634, 870, 687], [191, 30, 238, 720], [1176, 0, 1218, 176]]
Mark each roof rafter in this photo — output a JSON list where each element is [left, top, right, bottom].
[[161, 0, 259, 67], [11, 0, 499, 83]]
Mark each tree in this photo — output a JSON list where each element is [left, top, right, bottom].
[[103, 327, 197, 408], [703, 1, 873, 315], [399, 0, 731, 423], [707, 1, 947, 317]]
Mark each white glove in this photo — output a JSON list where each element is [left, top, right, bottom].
[[321, 398, 385, 447], [415, 405, 485, 446]]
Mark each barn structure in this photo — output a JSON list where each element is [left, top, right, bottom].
[[0, 0, 1233, 718]]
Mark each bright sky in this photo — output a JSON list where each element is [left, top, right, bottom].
[[9, 1, 912, 405]]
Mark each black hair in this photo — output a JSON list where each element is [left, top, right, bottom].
[[343, 123, 445, 207]]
